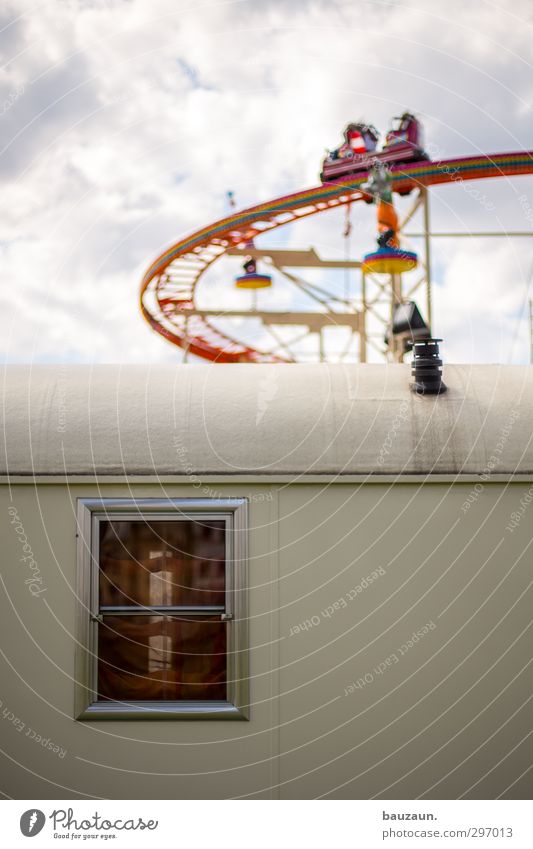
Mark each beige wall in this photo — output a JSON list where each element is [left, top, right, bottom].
[[0, 480, 531, 799]]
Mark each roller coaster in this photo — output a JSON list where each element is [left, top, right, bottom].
[[140, 118, 533, 363]]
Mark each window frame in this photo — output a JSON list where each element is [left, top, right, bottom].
[[75, 498, 249, 721]]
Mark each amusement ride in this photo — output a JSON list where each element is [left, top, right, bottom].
[[140, 113, 533, 364]]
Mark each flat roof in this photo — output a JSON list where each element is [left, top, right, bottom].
[[1, 364, 532, 476]]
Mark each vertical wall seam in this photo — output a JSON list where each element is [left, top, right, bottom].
[[269, 485, 281, 799]]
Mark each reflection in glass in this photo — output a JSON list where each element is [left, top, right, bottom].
[[98, 519, 226, 607], [97, 616, 227, 701]]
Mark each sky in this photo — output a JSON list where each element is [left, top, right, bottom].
[[1, 0, 533, 364]]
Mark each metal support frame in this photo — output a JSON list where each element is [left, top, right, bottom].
[[213, 246, 364, 361], [195, 187, 531, 364], [221, 191, 430, 364], [142, 151, 533, 364], [422, 187, 432, 332], [357, 188, 431, 363]]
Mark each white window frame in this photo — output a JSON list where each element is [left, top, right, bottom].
[[75, 498, 249, 720]]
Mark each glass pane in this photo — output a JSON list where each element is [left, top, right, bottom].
[[98, 519, 225, 607], [97, 616, 227, 701]]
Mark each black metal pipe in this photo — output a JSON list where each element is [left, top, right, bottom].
[[410, 338, 447, 395]]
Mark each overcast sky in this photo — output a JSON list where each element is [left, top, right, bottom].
[[1, 0, 533, 364]]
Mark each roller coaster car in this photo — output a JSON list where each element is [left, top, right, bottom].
[[320, 113, 429, 188]]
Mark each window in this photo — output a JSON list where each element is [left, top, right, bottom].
[[75, 499, 248, 720]]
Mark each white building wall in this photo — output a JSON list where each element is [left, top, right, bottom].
[[1, 479, 531, 799]]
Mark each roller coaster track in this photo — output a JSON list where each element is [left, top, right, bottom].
[[140, 151, 533, 363]]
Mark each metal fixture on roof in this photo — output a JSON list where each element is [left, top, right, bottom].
[[410, 338, 447, 395]]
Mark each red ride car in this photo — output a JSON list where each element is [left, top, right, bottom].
[[320, 113, 428, 184]]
